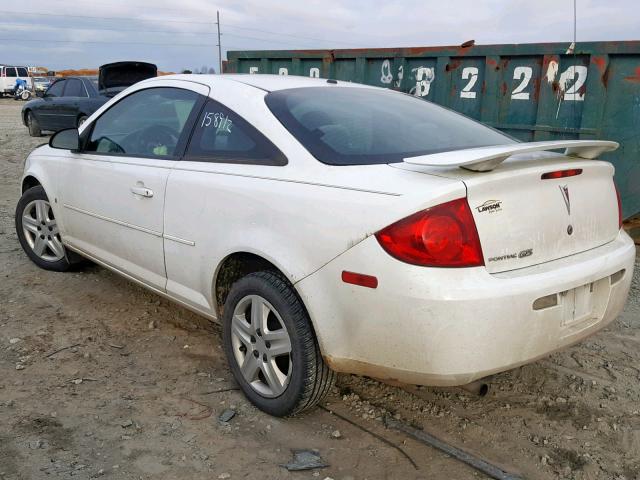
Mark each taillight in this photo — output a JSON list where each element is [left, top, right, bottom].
[[614, 182, 622, 229], [541, 168, 583, 180], [375, 198, 484, 267]]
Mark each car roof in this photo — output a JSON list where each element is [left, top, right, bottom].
[[145, 73, 375, 93]]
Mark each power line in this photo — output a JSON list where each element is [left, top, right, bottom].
[[0, 37, 213, 47], [0, 10, 368, 48], [0, 10, 213, 25], [222, 32, 329, 48], [2, 21, 345, 48], [0, 21, 215, 35], [32, 0, 204, 14], [223, 23, 367, 47]]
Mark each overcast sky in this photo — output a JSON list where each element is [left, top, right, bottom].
[[0, 0, 638, 72]]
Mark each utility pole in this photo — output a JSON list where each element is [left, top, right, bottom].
[[216, 10, 222, 74]]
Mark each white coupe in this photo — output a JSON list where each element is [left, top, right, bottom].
[[16, 74, 635, 416]]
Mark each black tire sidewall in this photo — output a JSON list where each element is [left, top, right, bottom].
[[15, 186, 71, 272], [28, 112, 41, 137], [222, 272, 315, 417]]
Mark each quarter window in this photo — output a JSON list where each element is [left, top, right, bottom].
[[185, 99, 286, 166], [84, 87, 200, 158], [64, 78, 86, 97], [46, 80, 65, 97]]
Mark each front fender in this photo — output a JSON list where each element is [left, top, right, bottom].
[[21, 147, 64, 230]]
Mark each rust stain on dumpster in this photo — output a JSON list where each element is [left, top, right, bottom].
[[624, 66, 640, 82]]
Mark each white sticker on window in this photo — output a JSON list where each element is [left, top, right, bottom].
[[201, 112, 232, 133]]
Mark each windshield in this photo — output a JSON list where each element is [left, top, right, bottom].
[[265, 86, 515, 165]]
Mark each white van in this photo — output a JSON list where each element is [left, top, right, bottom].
[[0, 65, 33, 95]]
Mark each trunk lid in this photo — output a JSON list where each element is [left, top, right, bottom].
[[98, 61, 157, 96], [393, 152, 620, 273]]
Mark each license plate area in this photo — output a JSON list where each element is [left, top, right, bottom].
[[560, 277, 609, 328]]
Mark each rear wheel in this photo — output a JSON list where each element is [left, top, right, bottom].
[[222, 271, 335, 416], [15, 186, 78, 272], [27, 112, 42, 137]]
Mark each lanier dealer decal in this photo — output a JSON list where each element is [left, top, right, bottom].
[[476, 199, 502, 213]]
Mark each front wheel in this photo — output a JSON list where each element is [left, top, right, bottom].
[[27, 112, 42, 137], [15, 186, 77, 272], [222, 271, 335, 416]]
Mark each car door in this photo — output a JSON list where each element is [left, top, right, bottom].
[[55, 82, 208, 290], [163, 96, 288, 312], [36, 79, 67, 130], [57, 78, 87, 128]]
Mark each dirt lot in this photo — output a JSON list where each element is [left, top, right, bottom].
[[1, 97, 639, 480]]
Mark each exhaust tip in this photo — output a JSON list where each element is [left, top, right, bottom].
[[460, 380, 490, 397], [477, 383, 489, 397]]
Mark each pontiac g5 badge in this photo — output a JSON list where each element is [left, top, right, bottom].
[[476, 199, 502, 213]]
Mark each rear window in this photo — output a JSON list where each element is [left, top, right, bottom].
[[64, 78, 86, 97], [265, 87, 515, 165]]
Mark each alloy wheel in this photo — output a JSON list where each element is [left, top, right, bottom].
[[21, 199, 65, 262], [230, 294, 293, 398]]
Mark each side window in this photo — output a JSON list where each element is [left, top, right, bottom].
[[16, 67, 28, 77], [64, 79, 86, 97], [185, 99, 286, 166], [46, 80, 65, 97], [84, 87, 200, 158], [6, 68, 17, 77]]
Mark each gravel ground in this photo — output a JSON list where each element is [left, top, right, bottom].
[[1, 98, 639, 480]]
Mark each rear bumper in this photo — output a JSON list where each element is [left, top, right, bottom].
[[296, 231, 635, 386]]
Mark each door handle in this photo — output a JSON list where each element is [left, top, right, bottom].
[[131, 186, 154, 198]]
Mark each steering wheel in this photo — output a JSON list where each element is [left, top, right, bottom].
[[124, 124, 180, 156]]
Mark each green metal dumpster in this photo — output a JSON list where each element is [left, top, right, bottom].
[[225, 41, 640, 218]]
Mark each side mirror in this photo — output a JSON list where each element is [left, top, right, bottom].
[[49, 128, 80, 151], [36, 91, 44, 98]]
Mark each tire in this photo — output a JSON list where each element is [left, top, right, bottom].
[[27, 111, 42, 137], [77, 115, 88, 128], [222, 271, 335, 416], [15, 186, 79, 272]]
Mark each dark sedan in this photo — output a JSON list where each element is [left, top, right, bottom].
[[22, 77, 103, 136], [22, 61, 157, 136]]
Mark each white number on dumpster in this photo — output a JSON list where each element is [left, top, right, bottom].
[[559, 65, 588, 101], [460, 67, 478, 99], [412, 67, 435, 97], [511, 66, 532, 100]]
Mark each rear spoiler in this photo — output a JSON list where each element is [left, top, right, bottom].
[[403, 140, 619, 172]]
